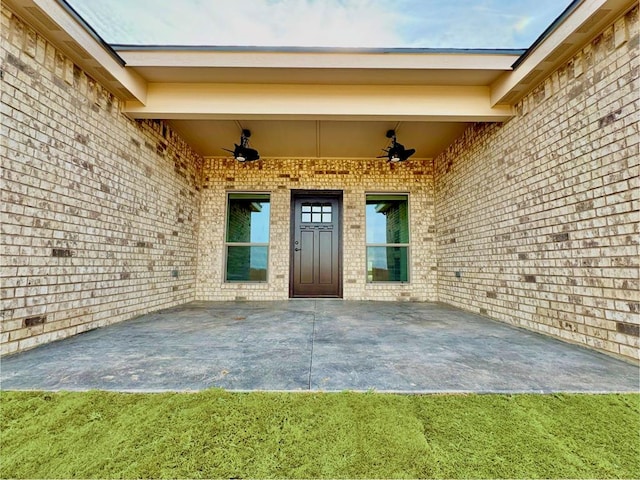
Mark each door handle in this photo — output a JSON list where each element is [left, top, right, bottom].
[[294, 248, 301, 251]]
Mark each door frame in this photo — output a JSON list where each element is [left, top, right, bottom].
[[289, 190, 343, 298]]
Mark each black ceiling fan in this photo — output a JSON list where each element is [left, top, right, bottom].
[[223, 129, 260, 162], [377, 129, 415, 163]]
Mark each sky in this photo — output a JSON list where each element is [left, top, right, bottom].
[[66, 0, 574, 49]]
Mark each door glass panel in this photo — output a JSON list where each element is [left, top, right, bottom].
[[302, 203, 333, 223], [300, 204, 333, 223], [366, 246, 408, 282]]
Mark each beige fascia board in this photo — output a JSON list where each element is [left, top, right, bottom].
[[118, 49, 519, 72], [6, 0, 147, 102], [491, 0, 636, 106], [123, 83, 513, 121]]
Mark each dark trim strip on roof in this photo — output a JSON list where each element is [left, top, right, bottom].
[[56, 0, 126, 66], [111, 44, 526, 56], [511, 0, 583, 69]]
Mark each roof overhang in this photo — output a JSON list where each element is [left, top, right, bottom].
[[7, 0, 634, 110], [491, 0, 638, 105], [4, 0, 636, 158], [116, 48, 517, 158], [114, 46, 521, 86], [4, 0, 146, 102]]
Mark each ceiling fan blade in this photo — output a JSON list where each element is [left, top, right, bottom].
[[221, 148, 235, 154], [243, 147, 260, 161], [402, 148, 416, 160]]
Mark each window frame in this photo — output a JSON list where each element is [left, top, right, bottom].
[[365, 192, 411, 283], [224, 192, 271, 283]]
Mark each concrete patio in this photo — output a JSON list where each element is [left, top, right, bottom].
[[1, 301, 638, 393]]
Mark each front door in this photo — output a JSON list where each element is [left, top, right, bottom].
[[290, 192, 342, 298]]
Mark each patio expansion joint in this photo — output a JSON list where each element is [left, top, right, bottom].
[[307, 300, 317, 390]]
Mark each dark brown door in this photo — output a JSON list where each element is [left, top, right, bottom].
[[291, 192, 342, 298]]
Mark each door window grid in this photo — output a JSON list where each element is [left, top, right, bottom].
[[301, 203, 332, 223]]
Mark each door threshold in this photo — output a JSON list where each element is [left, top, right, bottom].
[[289, 297, 343, 300]]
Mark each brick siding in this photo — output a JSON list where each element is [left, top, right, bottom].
[[434, 6, 639, 360], [1, 6, 202, 355]]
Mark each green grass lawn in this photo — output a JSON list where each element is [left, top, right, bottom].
[[1, 390, 638, 479]]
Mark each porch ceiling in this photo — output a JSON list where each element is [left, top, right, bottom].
[[167, 119, 470, 159]]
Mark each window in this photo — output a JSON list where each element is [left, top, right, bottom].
[[366, 194, 409, 282], [225, 193, 270, 282]]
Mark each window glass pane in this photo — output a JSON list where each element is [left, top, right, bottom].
[[226, 246, 268, 281], [226, 195, 270, 243], [312, 213, 322, 222], [312, 205, 321, 212], [322, 213, 332, 223], [367, 246, 408, 282], [323, 206, 332, 213], [302, 213, 311, 223], [302, 205, 311, 213], [366, 195, 409, 244]]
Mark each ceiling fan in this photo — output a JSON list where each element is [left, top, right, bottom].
[[377, 129, 415, 163], [223, 129, 260, 162]]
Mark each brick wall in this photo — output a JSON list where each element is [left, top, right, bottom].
[[197, 158, 437, 301], [1, 6, 202, 355], [434, 6, 639, 361]]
